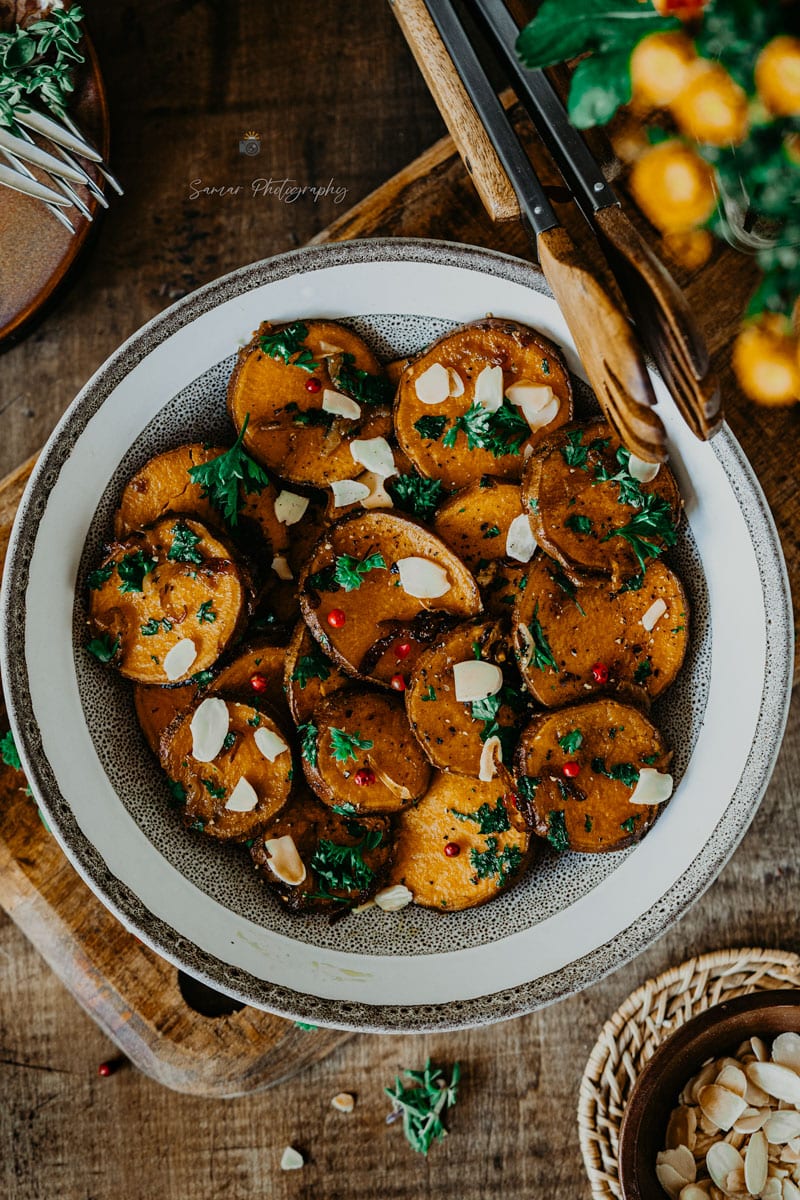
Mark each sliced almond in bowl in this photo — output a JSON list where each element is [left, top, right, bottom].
[[747, 1063, 800, 1106], [716, 1064, 748, 1099], [667, 1105, 698, 1151], [773, 1035, 800, 1074], [746, 1129, 770, 1195], [699, 1085, 747, 1131], [765, 1112, 800, 1145], [706, 1141, 745, 1190]]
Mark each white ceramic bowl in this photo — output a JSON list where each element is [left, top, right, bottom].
[[1, 239, 793, 1031]]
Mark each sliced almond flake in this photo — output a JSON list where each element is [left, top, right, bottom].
[[692, 1064, 722, 1101], [225, 777, 258, 813], [331, 1092, 355, 1113], [747, 1064, 800, 1106], [717, 1065, 748, 1099], [396, 556, 450, 600], [771, 1165, 792, 1179], [520, 393, 560, 431], [190, 696, 230, 762], [746, 1078, 773, 1108], [734, 1107, 768, 1135], [414, 363, 450, 405], [350, 437, 397, 479], [265, 835, 306, 886], [453, 659, 503, 703], [657, 1163, 691, 1200], [667, 1106, 698, 1151], [359, 472, 394, 510], [331, 479, 371, 508], [448, 368, 465, 397], [351, 899, 375, 914], [280, 1146, 304, 1171], [752, 1037, 769, 1062], [746, 1130, 770, 1196], [629, 767, 674, 806], [473, 364, 503, 411], [271, 554, 293, 581], [773, 1035, 800, 1074], [506, 513, 537, 563], [317, 340, 344, 355], [478, 735, 502, 782], [628, 453, 661, 483], [700, 1108, 722, 1135], [765, 1113, 800, 1145], [725, 1129, 746, 1150], [783, 1178, 800, 1198], [642, 597, 668, 632], [679, 1186, 713, 1200], [782, 1147, 800, 1165], [374, 884, 413, 912], [254, 726, 289, 762], [763, 1180, 785, 1200], [706, 1142, 745, 1189], [274, 489, 310, 525], [658, 1146, 696, 1184], [163, 637, 197, 681], [506, 381, 554, 412]]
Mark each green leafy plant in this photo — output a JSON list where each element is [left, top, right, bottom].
[[167, 522, 204, 565], [197, 600, 216, 624], [259, 321, 319, 372], [333, 353, 394, 406], [291, 648, 332, 688], [188, 414, 270, 527], [298, 721, 319, 767], [86, 634, 121, 664], [524, 605, 559, 673], [558, 729, 583, 754], [592, 758, 640, 787], [117, 550, 156, 593], [333, 552, 386, 592], [442, 399, 529, 458], [413, 415, 448, 441], [309, 827, 383, 901], [87, 564, 113, 590], [0, 6, 86, 127], [328, 728, 374, 763], [385, 1060, 460, 1156], [605, 492, 678, 574], [546, 809, 570, 851], [388, 473, 447, 521]]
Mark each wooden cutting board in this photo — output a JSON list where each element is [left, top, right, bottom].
[[0, 105, 796, 1097]]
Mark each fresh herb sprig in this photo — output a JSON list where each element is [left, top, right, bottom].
[[310, 826, 383, 900], [546, 810, 570, 851], [188, 414, 270, 527], [558, 729, 583, 755], [291, 648, 332, 689], [87, 564, 113, 590], [0, 6, 86, 128], [167, 522, 204, 565], [451, 798, 510, 835], [470, 837, 523, 887], [524, 605, 558, 673], [413, 415, 448, 441], [117, 550, 156, 593], [298, 722, 319, 767], [259, 321, 319, 372], [333, 552, 386, 592], [388, 473, 447, 521], [333, 353, 394, 406], [86, 633, 121, 664], [442, 399, 529, 458], [604, 492, 677, 575], [385, 1060, 460, 1156], [329, 728, 374, 763], [592, 758, 640, 787]]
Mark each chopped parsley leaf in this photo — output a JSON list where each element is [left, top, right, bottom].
[[621, 816, 638, 835], [548, 564, 586, 616], [87, 564, 113, 590], [546, 810, 570, 851], [483, 524, 501, 539], [188, 414, 270, 527], [192, 669, 215, 687], [0, 729, 21, 771], [140, 617, 172, 636], [561, 430, 588, 469], [413, 415, 447, 441], [564, 513, 593, 535], [298, 722, 319, 767], [584, 814, 593, 833], [385, 1060, 460, 1156], [541, 359, 550, 376], [469, 837, 523, 887], [291, 648, 332, 689], [388, 473, 447, 521], [222, 732, 236, 751], [421, 685, 437, 702], [516, 775, 540, 804], [558, 729, 583, 755], [329, 727, 373, 763], [310, 826, 383, 899], [167, 521, 204, 565], [592, 758, 640, 787], [604, 491, 678, 574], [633, 657, 652, 685], [202, 778, 226, 800], [259, 320, 319, 372], [334, 552, 386, 592], [166, 778, 187, 807], [642, 753, 659, 765], [333, 353, 393, 406], [524, 604, 558, 673], [117, 550, 156, 593], [442, 399, 528, 458], [86, 634, 121, 664], [197, 600, 217, 624], [306, 565, 339, 594], [451, 798, 510, 834]]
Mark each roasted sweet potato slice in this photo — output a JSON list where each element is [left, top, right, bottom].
[[299, 510, 481, 686], [161, 697, 293, 840], [134, 682, 197, 755], [513, 699, 672, 853], [389, 773, 530, 911], [208, 638, 292, 723], [260, 492, 328, 626], [406, 620, 529, 778], [513, 554, 689, 706], [227, 319, 393, 486], [301, 689, 431, 814], [250, 789, 392, 913], [87, 517, 250, 685], [521, 420, 682, 585], [284, 622, 352, 725], [395, 318, 571, 491]]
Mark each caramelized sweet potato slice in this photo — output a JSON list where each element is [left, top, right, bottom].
[[406, 620, 529, 778], [161, 698, 292, 840], [513, 554, 689, 706], [284, 622, 351, 725], [250, 789, 392, 913], [227, 319, 393, 486], [299, 510, 481, 686], [389, 773, 530, 911], [395, 318, 571, 490], [302, 689, 431, 814], [134, 682, 197, 755], [513, 699, 671, 853], [521, 420, 682, 585], [208, 639, 291, 722], [87, 517, 250, 685]]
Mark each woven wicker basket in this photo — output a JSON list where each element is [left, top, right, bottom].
[[578, 947, 800, 1199]]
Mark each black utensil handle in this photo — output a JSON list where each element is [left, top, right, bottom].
[[423, 0, 559, 237], [466, 0, 617, 219]]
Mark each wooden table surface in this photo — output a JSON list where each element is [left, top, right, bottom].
[[1, 2, 798, 1197]]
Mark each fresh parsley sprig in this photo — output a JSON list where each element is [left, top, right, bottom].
[[333, 353, 394, 406], [451, 798, 510, 835], [291, 648, 332, 689], [385, 1060, 460, 1156], [298, 722, 319, 767], [546, 810, 570, 851], [167, 522, 204, 565], [328, 728, 374, 763], [442, 400, 529, 458], [86, 633, 121, 664], [470, 837, 523, 887], [592, 758, 640, 787], [309, 826, 383, 900], [524, 604, 558, 673], [117, 550, 156, 593], [388, 473, 447, 521], [188, 414, 270, 527], [259, 321, 319, 372], [604, 491, 677, 575], [333, 552, 386, 592]]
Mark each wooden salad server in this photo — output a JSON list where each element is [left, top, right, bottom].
[[393, 0, 668, 462]]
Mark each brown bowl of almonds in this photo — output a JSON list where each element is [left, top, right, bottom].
[[618, 991, 800, 1200]]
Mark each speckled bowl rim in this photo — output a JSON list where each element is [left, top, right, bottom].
[[0, 238, 793, 1033]]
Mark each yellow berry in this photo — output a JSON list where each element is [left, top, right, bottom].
[[670, 61, 749, 145], [630, 32, 696, 109], [662, 228, 714, 270], [629, 140, 716, 234], [732, 316, 800, 407], [756, 36, 800, 116]]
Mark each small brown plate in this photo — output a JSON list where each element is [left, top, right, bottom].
[[618, 989, 800, 1199], [0, 1, 110, 349]]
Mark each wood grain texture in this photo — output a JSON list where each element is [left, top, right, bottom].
[[0, 0, 798, 1196], [390, 0, 519, 222]]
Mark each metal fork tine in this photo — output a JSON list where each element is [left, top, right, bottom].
[[0, 127, 86, 186], [14, 126, 94, 219], [60, 111, 124, 196], [14, 106, 102, 162], [0, 153, 75, 229]]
